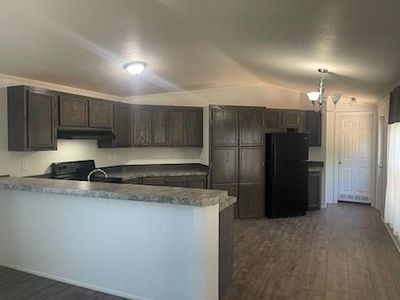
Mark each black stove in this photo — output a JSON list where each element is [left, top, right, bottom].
[[51, 160, 123, 183]]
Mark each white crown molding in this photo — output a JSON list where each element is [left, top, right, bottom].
[[0, 73, 384, 105], [0, 74, 121, 102], [0, 74, 301, 103]]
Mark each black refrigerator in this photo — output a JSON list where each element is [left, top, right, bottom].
[[265, 133, 309, 218]]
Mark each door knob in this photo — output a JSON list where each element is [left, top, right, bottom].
[[379, 164, 384, 168], [338, 161, 342, 165]]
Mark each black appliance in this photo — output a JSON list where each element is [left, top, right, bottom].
[[51, 160, 123, 183], [265, 133, 309, 218], [57, 128, 116, 140]]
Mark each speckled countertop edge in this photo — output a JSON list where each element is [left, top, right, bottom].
[[0, 177, 229, 208], [107, 169, 208, 180], [102, 164, 208, 180], [219, 196, 237, 212]]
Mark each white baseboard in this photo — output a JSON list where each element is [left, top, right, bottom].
[[382, 219, 400, 253], [0, 262, 151, 300]]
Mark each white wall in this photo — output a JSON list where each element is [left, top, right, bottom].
[[0, 190, 219, 300]]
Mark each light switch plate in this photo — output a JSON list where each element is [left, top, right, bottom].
[[21, 160, 29, 171]]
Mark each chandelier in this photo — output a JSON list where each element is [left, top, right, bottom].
[[307, 68, 343, 112]]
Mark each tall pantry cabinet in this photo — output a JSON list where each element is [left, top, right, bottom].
[[209, 106, 265, 218]]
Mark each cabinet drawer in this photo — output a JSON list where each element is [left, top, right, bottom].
[[165, 176, 187, 187], [187, 176, 207, 189], [141, 177, 165, 186]]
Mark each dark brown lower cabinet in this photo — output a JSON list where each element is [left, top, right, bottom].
[[165, 176, 187, 187], [308, 170, 322, 210], [219, 204, 234, 299], [187, 176, 207, 189], [212, 184, 238, 217], [126, 175, 208, 189], [238, 183, 264, 218], [124, 178, 141, 184], [141, 177, 165, 186]]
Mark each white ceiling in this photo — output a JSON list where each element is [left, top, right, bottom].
[[0, 0, 399, 101]]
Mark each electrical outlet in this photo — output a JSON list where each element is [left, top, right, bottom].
[[21, 160, 29, 171]]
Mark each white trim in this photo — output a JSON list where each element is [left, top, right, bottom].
[[333, 111, 377, 205], [375, 115, 387, 213], [383, 219, 400, 253], [0, 73, 381, 104], [0, 262, 150, 300]]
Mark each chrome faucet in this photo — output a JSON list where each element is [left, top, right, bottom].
[[87, 169, 109, 181]]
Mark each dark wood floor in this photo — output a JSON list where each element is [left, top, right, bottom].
[[0, 267, 127, 300], [1, 203, 399, 300], [224, 203, 400, 300]]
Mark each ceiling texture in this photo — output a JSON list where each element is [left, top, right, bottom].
[[0, 0, 399, 101]]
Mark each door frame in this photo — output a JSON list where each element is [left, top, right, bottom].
[[375, 115, 387, 214], [333, 111, 377, 205]]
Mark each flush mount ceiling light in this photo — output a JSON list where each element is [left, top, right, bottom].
[[123, 61, 147, 75], [307, 68, 343, 112]]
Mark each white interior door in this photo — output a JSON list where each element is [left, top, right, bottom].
[[337, 114, 373, 203]]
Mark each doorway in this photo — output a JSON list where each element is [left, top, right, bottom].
[[335, 112, 375, 204]]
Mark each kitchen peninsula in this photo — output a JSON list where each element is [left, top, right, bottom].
[[0, 177, 235, 300]]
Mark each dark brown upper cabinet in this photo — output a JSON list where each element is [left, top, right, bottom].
[[239, 108, 264, 146], [184, 109, 203, 146], [169, 107, 203, 147], [281, 110, 300, 128], [8, 86, 57, 151], [152, 107, 170, 145], [297, 111, 306, 132], [132, 105, 203, 147], [170, 108, 185, 146], [211, 106, 238, 147], [305, 111, 322, 147], [264, 109, 302, 129], [133, 105, 152, 145], [114, 103, 131, 147], [264, 109, 281, 128], [88, 99, 113, 129], [59, 95, 112, 130], [98, 103, 131, 148], [58, 94, 88, 128]]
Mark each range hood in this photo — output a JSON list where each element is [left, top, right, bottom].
[[57, 128, 116, 140]]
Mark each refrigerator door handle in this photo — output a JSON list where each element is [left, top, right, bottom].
[[271, 163, 276, 187]]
